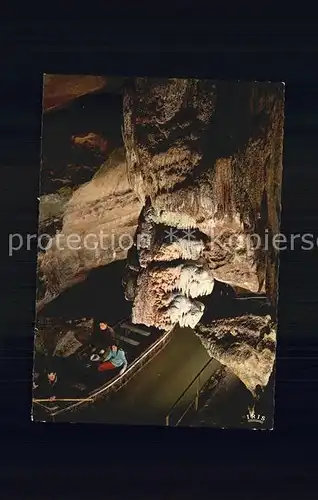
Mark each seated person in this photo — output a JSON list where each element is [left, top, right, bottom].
[[90, 344, 127, 375], [33, 369, 63, 402], [90, 321, 115, 349], [33, 356, 86, 401]]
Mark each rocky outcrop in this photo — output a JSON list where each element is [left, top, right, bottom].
[[123, 78, 285, 330], [195, 314, 276, 395], [41, 83, 123, 196], [36, 76, 284, 397], [38, 79, 284, 318], [41, 130, 110, 196], [71, 132, 108, 155], [123, 78, 217, 202], [34, 317, 93, 356], [36, 148, 142, 312], [132, 261, 214, 329]]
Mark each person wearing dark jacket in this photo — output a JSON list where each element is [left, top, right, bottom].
[[33, 357, 85, 401], [99, 322, 115, 343], [90, 321, 115, 348], [33, 369, 63, 401]]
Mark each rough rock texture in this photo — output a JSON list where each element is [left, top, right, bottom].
[[34, 317, 93, 356], [41, 87, 123, 195], [123, 78, 285, 329], [132, 261, 214, 329], [38, 77, 284, 319], [123, 78, 217, 201], [202, 223, 260, 293], [38, 189, 73, 238], [43, 74, 108, 112], [36, 76, 284, 396], [195, 314, 276, 395], [36, 148, 142, 312], [38, 84, 130, 310], [53, 331, 83, 357]]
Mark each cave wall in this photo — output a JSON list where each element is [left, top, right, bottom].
[[36, 75, 284, 395], [37, 76, 284, 330], [37, 148, 142, 311], [123, 78, 285, 329]]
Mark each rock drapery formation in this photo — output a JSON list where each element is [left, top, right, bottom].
[[121, 77, 284, 392], [131, 260, 214, 329], [123, 77, 285, 332]]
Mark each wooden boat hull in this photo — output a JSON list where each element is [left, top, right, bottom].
[[32, 322, 175, 421]]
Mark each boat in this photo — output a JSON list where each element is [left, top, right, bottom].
[[32, 318, 175, 421]]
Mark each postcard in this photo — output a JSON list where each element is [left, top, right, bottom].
[[32, 75, 284, 428]]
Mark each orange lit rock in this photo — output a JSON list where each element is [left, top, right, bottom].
[[43, 74, 107, 112], [72, 132, 108, 155]]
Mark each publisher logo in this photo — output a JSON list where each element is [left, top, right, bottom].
[[246, 406, 266, 425]]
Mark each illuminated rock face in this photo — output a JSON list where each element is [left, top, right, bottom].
[[123, 78, 284, 328], [37, 149, 142, 312], [195, 315, 276, 395], [37, 76, 284, 394], [38, 77, 284, 317], [131, 261, 214, 329]]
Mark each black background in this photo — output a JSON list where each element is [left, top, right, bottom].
[[1, 18, 318, 498]]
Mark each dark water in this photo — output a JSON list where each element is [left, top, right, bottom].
[[201, 279, 272, 323], [40, 259, 130, 323]]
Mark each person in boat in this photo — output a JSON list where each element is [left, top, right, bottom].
[[90, 321, 115, 348], [33, 369, 62, 402], [90, 343, 128, 375], [99, 322, 115, 343], [33, 357, 86, 401]]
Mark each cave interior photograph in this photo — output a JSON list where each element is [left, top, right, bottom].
[[32, 74, 284, 429]]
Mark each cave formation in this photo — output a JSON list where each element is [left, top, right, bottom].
[[37, 77, 284, 395], [122, 77, 284, 394]]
